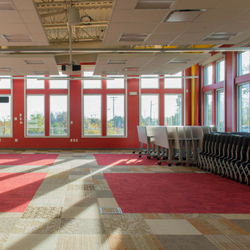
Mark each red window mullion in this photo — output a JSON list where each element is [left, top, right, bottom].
[[102, 80, 107, 136]]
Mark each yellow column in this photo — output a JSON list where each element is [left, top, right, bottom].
[[191, 65, 196, 126]]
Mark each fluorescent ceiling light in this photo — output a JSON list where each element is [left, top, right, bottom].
[[107, 59, 127, 64], [34, 71, 50, 75], [170, 58, 191, 63], [136, 0, 174, 9], [0, 1, 14, 10], [203, 32, 238, 41], [119, 33, 148, 42], [0, 68, 12, 71], [164, 9, 206, 22], [24, 60, 45, 65], [123, 67, 139, 71], [2, 34, 33, 43], [103, 71, 118, 75]]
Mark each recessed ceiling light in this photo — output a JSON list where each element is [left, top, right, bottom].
[[164, 9, 206, 22], [119, 33, 148, 42], [0, 68, 12, 72], [2, 34, 33, 43], [203, 32, 238, 41], [107, 60, 128, 64], [34, 71, 50, 75], [123, 67, 139, 71], [170, 58, 191, 63], [103, 71, 118, 75], [24, 60, 45, 65], [136, 0, 174, 9], [0, 1, 14, 10]]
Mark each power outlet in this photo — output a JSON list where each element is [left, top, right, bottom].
[[70, 139, 72, 142], [76, 139, 78, 142], [15, 139, 18, 142], [73, 139, 75, 142]]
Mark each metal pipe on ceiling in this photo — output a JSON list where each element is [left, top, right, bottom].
[[43, 22, 108, 29]]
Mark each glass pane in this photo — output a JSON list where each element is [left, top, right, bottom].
[[217, 60, 225, 82], [107, 76, 124, 89], [50, 72, 68, 89], [239, 51, 250, 76], [50, 96, 68, 135], [164, 94, 182, 125], [0, 95, 11, 136], [204, 65, 213, 86], [84, 95, 101, 135], [27, 95, 44, 135], [205, 93, 212, 125], [83, 71, 101, 89], [141, 95, 159, 125], [27, 76, 45, 89], [107, 95, 124, 135], [217, 91, 224, 132], [239, 84, 249, 132], [164, 72, 182, 89], [0, 76, 11, 89], [141, 75, 158, 89]]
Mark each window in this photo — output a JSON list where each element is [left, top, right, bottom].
[[83, 95, 101, 135], [238, 84, 249, 132], [0, 95, 11, 136], [106, 76, 124, 89], [164, 72, 182, 89], [83, 71, 101, 89], [27, 95, 45, 135], [164, 94, 182, 125], [27, 76, 45, 89], [216, 90, 224, 132], [50, 95, 68, 135], [204, 65, 213, 86], [216, 60, 225, 82], [204, 92, 212, 125], [50, 72, 68, 89], [141, 75, 159, 89], [0, 76, 11, 89], [238, 51, 250, 76], [107, 95, 125, 135], [141, 95, 159, 125]]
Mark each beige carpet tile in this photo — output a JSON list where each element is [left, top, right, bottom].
[[98, 198, 119, 208], [102, 214, 152, 235], [59, 219, 106, 234], [2, 234, 59, 250], [101, 208, 122, 214], [107, 234, 165, 250], [22, 207, 63, 219], [205, 235, 250, 250], [187, 219, 250, 235], [65, 190, 97, 199], [156, 235, 220, 250], [64, 197, 99, 208], [56, 234, 110, 250], [221, 214, 250, 219], [0, 219, 19, 233], [0, 213, 22, 218], [94, 184, 111, 191], [93, 179, 109, 185], [229, 220, 250, 234], [12, 218, 60, 234], [181, 214, 224, 219], [67, 184, 95, 191], [0, 233, 9, 250], [92, 174, 106, 180], [96, 191, 114, 198], [62, 206, 101, 219], [141, 213, 184, 219], [145, 219, 202, 235]]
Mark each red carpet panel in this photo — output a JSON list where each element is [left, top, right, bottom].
[[104, 173, 250, 214]]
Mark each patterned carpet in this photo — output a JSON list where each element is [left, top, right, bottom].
[[0, 149, 249, 250]]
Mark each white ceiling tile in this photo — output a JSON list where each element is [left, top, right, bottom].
[[234, 10, 250, 22], [110, 10, 132, 22], [0, 11, 22, 24], [197, 9, 245, 22], [143, 41, 172, 45], [116, 41, 145, 45], [123, 23, 158, 33], [172, 32, 211, 41], [8, 42, 36, 46], [147, 33, 180, 42], [26, 23, 45, 34], [173, 0, 220, 9], [35, 41, 49, 45], [0, 36, 9, 46], [216, 22, 250, 33], [154, 23, 191, 33], [107, 23, 126, 33], [12, 0, 36, 10], [0, 24, 29, 34], [115, 0, 138, 10], [128, 10, 170, 23], [19, 10, 41, 23], [32, 34, 48, 42], [186, 22, 225, 33], [214, 0, 250, 9], [103, 32, 121, 42]]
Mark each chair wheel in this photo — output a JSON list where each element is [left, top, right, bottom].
[[139, 155, 141, 158], [157, 162, 161, 165], [147, 156, 151, 159], [168, 163, 171, 166], [189, 164, 193, 166], [132, 151, 135, 154], [157, 157, 160, 160], [183, 163, 186, 166], [139, 152, 141, 154], [163, 157, 168, 160]]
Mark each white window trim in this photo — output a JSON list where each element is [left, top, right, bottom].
[[106, 77, 125, 89], [26, 76, 45, 89], [204, 91, 212, 126], [216, 59, 225, 83], [164, 72, 183, 89], [140, 75, 160, 89], [216, 88, 225, 132], [204, 64, 213, 86]]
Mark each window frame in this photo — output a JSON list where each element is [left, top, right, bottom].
[[26, 76, 45, 89], [164, 72, 183, 89], [106, 77, 125, 89], [204, 64, 213, 86], [204, 91, 213, 126], [237, 51, 250, 76], [216, 88, 225, 132], [140, 75, 159, 89], [82, 70, 102, 89], [216, 59, 225, 83]]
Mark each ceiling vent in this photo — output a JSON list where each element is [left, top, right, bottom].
[[0, 68, 12, 72], [164, 9, 206, 22], [170, 58, 191, 63], [136, 0, 174, 9], [119, 33, 148, 42], [0, 1, 15, 10], [24, 60, 45, 65], [153, 71, 169, 74], [123, 67, 139, 71], [203, 32, 238, 41], [34, 71, 50, 75], [107, 59, 128, 64], [103, 71, 119, 75], [2, 34, 33, 43]]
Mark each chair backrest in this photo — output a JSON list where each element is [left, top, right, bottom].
[[153, 126, 169, 148], [137, 126, 147, 144], [202, 126, 210, 135], [166, 126, 180, 149]]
